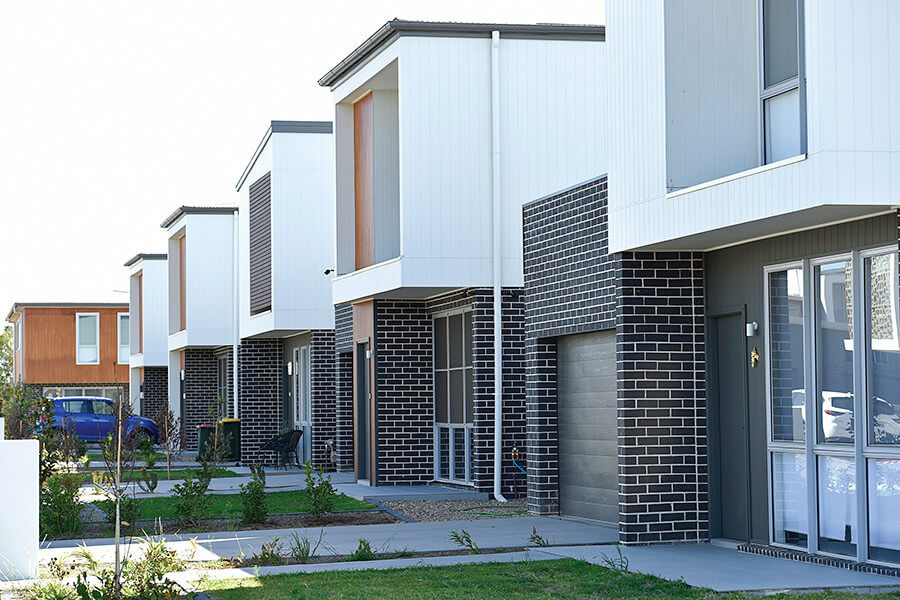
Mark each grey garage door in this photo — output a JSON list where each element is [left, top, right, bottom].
[[557, 330, 618, 523]]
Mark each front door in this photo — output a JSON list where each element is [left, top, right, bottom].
[[292, 346, 312, 464], [709, 310, 751, 542], [356, 340, 371, 481]]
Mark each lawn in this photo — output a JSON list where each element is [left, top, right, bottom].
[[133, 489, 373, 520], [201, 559, 900, 600], [81, 467, 239, 484]]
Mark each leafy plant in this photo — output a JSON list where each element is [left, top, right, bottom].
[[528, 526, 550, 547], [302, 460, 336, 519], [95, 496, 139, 536], [239, 466, 268, 524], [288, 530, 325, 563], [449, 529, 479, 554], [169, 472, 210, 527], [251, 537, 284, 566], [137, 467, 159, 494], [346, 537, 376, 562], [599, 545, 630, 574], [40, 472, 83, 537], [24, 580, 77, 600], [154, 407, 183, 479]]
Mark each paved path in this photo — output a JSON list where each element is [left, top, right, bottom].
[[39, 517, 617, 564]]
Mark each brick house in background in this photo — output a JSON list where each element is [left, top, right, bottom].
[[125, 253, 168, 420], [235, 120, 336, 468], [6, 302, 130, 400], [317, 20, 606, 493]]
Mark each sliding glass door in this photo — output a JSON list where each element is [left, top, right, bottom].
[[766, 248, 900, 565], [433, 310, 474, 485]]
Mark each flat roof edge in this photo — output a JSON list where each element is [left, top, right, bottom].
[[124, 253, 167, 267], [161, 206, 238, 229]]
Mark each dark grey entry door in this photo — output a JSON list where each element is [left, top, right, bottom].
[[557, 330, 618, 523], [356, 341, 371, 481], [710, 311, 751, 541]]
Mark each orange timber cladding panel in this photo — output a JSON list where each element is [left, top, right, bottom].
[[22, 307, 129, 384], [354, 92, 375, 270]]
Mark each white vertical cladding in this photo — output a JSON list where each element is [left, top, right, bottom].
[[606, 0, 669, 252], [167, 350, 181, 420], [183, 214, 235, 346], [334, 103, 355, 277], [664, 0, 759, 190], [129, 259, 168, 366], [239, 141, 273, 338], [398, 36, 493, 286], [270, 131, 336, 332], [166, 231, 184, 337], [129, 367, 141, 414], [373, 90, 400, 264], [498, 38, 607, 285]]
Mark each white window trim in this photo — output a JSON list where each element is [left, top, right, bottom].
[[117, 313, 130, 365], [75, 312, 100, 366]]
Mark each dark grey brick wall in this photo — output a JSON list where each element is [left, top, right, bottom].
[[237, 338, 283, 465], [309, 330, 336, 469], [616, 251, 707, 544], [469, 289, 527, 497], [373, 300, 434, 485], [525, 338, 558, 514], [523, 175, 615, 339], [141, 367, 167, 420], [335, 305, 353, 353], [183, 348, 218, 451], [334, 350, 354, 472]]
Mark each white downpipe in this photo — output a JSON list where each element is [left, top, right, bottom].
[[232, 210, 240, 419], [491, 30, 507, 503]]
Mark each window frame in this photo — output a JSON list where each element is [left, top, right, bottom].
[[117, 312, 130, 365], [75, 312, 101, 365], [758, 0, 807, 164]]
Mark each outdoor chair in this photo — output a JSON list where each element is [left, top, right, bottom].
[[259, 429, 303, 469]]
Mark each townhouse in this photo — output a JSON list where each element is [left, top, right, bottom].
[[520, 0, 900, 571], [235, 120, 336, 467], [162, 206, 238, 452], [6, 302, 129, 400], [125, 254, 168, 419], [317, 20, 606, 492]]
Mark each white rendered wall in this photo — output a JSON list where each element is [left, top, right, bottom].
[[167, 213, 235, 349], [167, 351, 181, 421], [129, 259, 168, 367], [0, 440, 39, 580], [129, 367, 141, 415], [607, 0, 900, 252], [331, 34, 607, 302], [240, 130, 336, 338]]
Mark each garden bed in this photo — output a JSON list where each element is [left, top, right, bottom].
[[78, 467, 240, 484]]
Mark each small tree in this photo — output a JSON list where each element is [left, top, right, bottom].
[[154, 406, 183, 478], [0, 325, 13, 406]]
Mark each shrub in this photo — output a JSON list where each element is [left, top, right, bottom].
[[95, 495, 139, 535], [239, 467, 268, 524], [40, 473, 83, 537], [23, 580, 77, 600], [169, 472, 210, 527], [346, 538, 376, 561], [251, 537, 283, 565], [302, 461, 335, 519]]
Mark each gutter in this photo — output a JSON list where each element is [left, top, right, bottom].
[[491, 30, 507, 503]]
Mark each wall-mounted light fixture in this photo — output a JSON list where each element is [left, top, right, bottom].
[[286, 361, 293, 376], [746, 321, 759, 337]]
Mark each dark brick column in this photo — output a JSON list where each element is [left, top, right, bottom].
[[525, 338, 558, 514], [237, 338, 283, 465], [616, 251, 708, 544], [334, 351, 354, 472], [141, 366, 168, 420], [373, 299, 434, 485], [309, 329, 336, 469], [183, 348, 218, 451], [470, 288, 527, 498]]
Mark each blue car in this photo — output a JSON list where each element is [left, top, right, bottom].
[[51, 397, 159, 444]]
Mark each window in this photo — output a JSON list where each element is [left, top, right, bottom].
[[118, 313, 130, 364], [761, 0, 803, 163], [93, 400, 114, 416], [76, 313, 100, 365], [217, 356, 228, 402], [433, 311, 474, 484]]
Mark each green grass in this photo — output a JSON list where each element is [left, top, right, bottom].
[[134, 489, 373, 520], [81, 467, 239, 484], [201, 559, 900, 600]]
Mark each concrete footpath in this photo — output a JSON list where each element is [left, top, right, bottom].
[[40, 516, 618, 564]]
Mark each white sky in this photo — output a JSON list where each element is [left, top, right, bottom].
[[0, 0, 604, 318]]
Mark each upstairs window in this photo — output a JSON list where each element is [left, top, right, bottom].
[[761, 0, 804, 163], [118, 313, 130, 364], [76, 313, 100, 365]]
